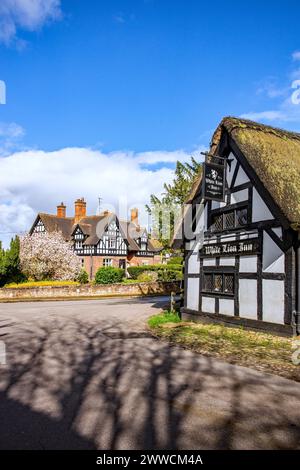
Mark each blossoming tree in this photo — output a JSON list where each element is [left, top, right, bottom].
[[20, 232, 81, 281]]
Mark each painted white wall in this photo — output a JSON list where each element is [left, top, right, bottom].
[[219, 257, 235, 266], [186, 278, 199, 311], [231, 189, 248, 204], [203, 259, 216, 266], [211, 201, 227, 210], [239, 279, 257, 319], [235, 166, 250, 186], [219, 299, 235, 316], [239, 256, 257, 273], [272, 227, 282, 239], [240, 232, 258, 240], [252, 188, 274, 222], [188, 253, 200, 274], [202, 296, 215, 313], [263, 231, 285, 273], [226, 153, 238, 187], [263, 280, 285, 324]]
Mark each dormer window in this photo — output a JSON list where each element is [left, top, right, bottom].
[[139, 235, 147, 251], [34, 219, 46, 233]]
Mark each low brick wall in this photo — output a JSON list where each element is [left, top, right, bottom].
[[0, 281, 181, 301]]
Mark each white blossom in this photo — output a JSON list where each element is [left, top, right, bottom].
[[20, 232, 81, 281]]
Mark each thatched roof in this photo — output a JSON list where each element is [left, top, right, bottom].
[[188, 117, 300, 228]]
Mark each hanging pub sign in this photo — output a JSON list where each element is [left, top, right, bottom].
[[199, 237, 261, 258], [203, 161, 225, 202]]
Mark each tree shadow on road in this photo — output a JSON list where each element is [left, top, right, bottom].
[[0, 314, 300, 450]]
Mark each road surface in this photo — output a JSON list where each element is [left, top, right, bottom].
[[0, 297, 300, 450]]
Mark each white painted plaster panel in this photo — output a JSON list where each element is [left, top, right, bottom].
[[226, 153, 238, 187], [263, 280, 284, 324], [252, 188, 274, 222], [211, 201, 221, 210], [219, 257, 235, 266], [219, 299, 235, 316], [239, 256, 257, 273], [187, 278, 199, 311], [263, 231, 284, 273], [231, 189, 248, 204], [219, 235, 236, 242], [272, 227, 282, 239], [240, 232, 258, 240], [239, 279, 257, 319], [202, 296, 215, 313], [203, 259, 216, 267], [188, 253, 200, 274], [235, 166, 250, 186]]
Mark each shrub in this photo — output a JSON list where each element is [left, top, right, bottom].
[[94, 267, 124, 285], [77, 269, 89, 284], [137, 271, 158, 282], [127, 265, 157, 279], [157, 268, 183, 282], [167, 256, 183, 266], [127, 264, 183, 282]]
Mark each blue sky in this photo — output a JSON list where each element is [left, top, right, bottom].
[[0, 0, 300, 245]]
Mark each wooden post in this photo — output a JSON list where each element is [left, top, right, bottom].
[[170, 291, 175, 313]]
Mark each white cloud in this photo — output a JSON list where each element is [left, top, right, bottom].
[[240, 54, 300, 126], [0, 0, 62, 46], [0, 146, 194, 247], [0, 122, 26, 155], [240, 111, 287, 121], [292, 51, 300, 61], [136, 147, 205, 165]]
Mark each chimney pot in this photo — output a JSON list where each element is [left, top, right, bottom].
[[74, 197, 87, 223], [57, 202, 66, 218], [131, 208, 139, 225]]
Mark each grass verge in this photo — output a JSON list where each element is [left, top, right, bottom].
[[148, 311, 300, 382]]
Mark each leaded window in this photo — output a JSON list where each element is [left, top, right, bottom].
[[210, 206, 248, 232], [202, 272, 235, 296]]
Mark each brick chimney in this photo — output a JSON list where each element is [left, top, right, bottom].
[[74, 198, 86, 223], [57, 202, 66, 218], [131, 208, 139, 225]]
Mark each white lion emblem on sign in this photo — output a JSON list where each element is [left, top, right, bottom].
[[210, 169, 218, 180]]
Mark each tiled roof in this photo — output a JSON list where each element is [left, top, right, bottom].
[[31, 212, 162, 252]]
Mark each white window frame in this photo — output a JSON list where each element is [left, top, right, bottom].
[[103, 258, 113, 267]]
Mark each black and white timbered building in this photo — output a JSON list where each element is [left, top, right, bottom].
[[174, 117, 300, 334], [30, 199, 162, 278]]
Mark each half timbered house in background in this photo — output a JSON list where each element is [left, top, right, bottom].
[[174, 117, 300, 334], [30, 199, 162, 278]]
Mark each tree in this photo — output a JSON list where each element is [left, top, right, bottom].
[[0, 237, 24, 286], [146, 156, 202, 247], [20, 232, 81, 281]]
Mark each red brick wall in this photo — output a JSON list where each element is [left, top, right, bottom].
[[82, 256, 127, 278], [81, 253, 162, 279]]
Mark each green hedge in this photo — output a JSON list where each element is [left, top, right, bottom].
[[94, 267, 125, 285], [127, 264, 183, 282], [167, 256, 183, 266]]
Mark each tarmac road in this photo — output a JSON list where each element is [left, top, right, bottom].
[[0, 296, 300, 450]]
